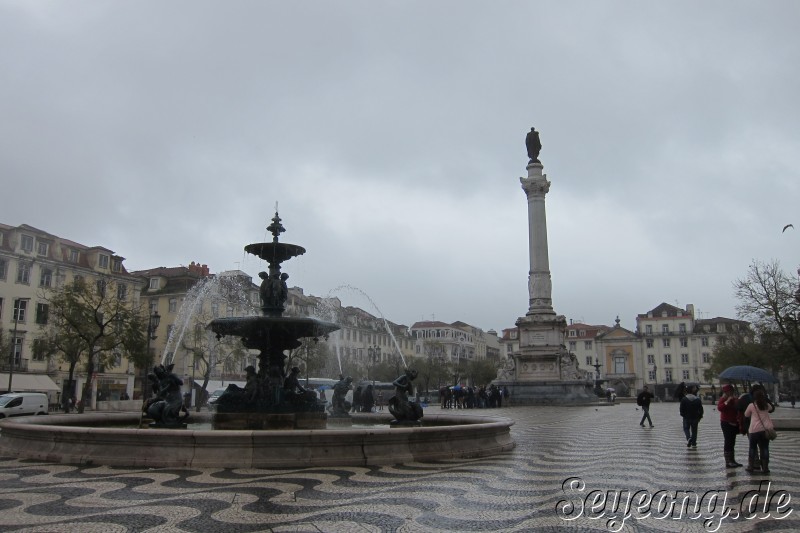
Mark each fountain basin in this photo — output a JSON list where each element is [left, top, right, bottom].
[[0, 412, 515, 468]]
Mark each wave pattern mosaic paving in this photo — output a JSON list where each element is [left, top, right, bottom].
[[0, 404, 799, 532]]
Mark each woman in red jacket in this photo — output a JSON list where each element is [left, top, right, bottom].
[[718, 384, 742, 468]]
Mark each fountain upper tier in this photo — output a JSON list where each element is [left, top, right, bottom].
[[244, 242, 306, 264], [210, 315, 339, 351]]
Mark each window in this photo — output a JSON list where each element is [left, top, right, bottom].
[[149, 278, 159, 290], [69, 249, 79, 262], [614, 356, 626, 374], [579, 330, 586, 337], [586, 356, 592, 365], [20, 234, 34, 252], [701, 337, 709, 347], [648, 370, 656, 381], [149, 299, 158, 313], [166, 324, 175, 340], [117, 284, 127, 300], [646, 339, 654, 348], [169, 298, 177, 313], [662, 338, 670, 347], [680, 338, 688, 348], [664, 353, 672, 364], [645, 325, 653, 334], [664, 369, 673, 382], [37, 241, 49, 256], [584, 341, 592, 350], [16, 263, 31, 284], [647, 354, 655, 364], [96, 279, 107, 297], [98, 254, 109, 269], [0, 258, 6, 280], [211, 303, 219, 317], [702, 353, 711, 363], [681, 353, 689, 364], [569, 341, 576, 350], [679, 323, 687, 334], [40, 268, 52, 288], [662, 324, 669, 334], [682, 370, 690, 380], [13, 299, 28, 322], [718, 337, 726, 346], [112, 259, 122, 273], [569, 330, 576, 337], [32, 338, 47, 361], [35, 303, 49, 325]]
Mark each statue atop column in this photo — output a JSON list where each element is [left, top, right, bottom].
[[526, 127, 542, 163]]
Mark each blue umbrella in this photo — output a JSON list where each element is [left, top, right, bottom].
[[719, 365, 778, 383]]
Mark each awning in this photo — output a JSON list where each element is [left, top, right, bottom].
[[0, 373, 60, 393]]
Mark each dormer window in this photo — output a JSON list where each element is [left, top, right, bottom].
[[20, 234, 34, 252], [69, 249, 79, 262], [98, 254, 109, 269], [112, 259, 122, 273], [579, 330, 586, 337], [37, 241, 49, 256], [569, 330, 577, 337], [149, 278, 159, 290]]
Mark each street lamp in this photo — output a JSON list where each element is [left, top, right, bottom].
[[8, 298, 30, 393], [141, 310, 160, 398], [591, 357, 603, 396], [651, 362, 658, 400]]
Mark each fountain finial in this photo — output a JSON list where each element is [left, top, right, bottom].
[[267, 212, 286, 242]]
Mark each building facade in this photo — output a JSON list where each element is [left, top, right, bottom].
[[0, 223, 144, 406]]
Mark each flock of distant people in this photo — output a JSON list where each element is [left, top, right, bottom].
[[439, 384, 509, 409]]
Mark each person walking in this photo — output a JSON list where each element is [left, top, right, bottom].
[[744, 388, 775, 474], [717, 384, 742, 467], [680, 384, 704, 448], [637, 385, 654, 427]]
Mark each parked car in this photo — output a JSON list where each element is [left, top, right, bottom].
[[0, 393, 49, 418], [207, 389, 226, 405]]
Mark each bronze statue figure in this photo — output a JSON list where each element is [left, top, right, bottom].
[[329, 375, 353, 417], [144, 364, 189, 427], [388, 368, 423, 424], [526, 127, 542, 163]]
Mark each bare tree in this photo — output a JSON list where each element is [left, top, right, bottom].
[[734, 259, 800, 369], [41, 276, 147, 412]]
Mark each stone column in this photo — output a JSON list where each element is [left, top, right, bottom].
[[520, 162, 555, 316]]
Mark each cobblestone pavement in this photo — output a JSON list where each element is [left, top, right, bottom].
[[0, 403, 799, 532]]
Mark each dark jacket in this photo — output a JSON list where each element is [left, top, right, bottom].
[[680, 394, 704, 420], [637, 390, 653, 408]]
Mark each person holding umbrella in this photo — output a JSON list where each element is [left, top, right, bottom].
[[717, 384, 742, 467]]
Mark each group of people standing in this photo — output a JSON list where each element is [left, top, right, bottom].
[[636, 382, 776, 474], [350, 384, 382, 413]]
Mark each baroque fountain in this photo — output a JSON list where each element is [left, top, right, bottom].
[[0, 213, 515, 468]]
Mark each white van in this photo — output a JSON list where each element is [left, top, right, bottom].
[[0, 393, 49, 418]]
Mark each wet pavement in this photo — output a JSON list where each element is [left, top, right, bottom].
[[0, 402, 798, 532]]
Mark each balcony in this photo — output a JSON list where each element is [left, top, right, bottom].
[[0, 359, 29, 372]]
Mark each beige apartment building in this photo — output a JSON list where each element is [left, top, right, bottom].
[[0, 223, 144, 407]]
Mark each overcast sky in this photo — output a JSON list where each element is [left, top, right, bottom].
[[2, 1, 799, 334]]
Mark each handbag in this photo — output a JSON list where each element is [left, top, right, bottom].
[[754, 408, 777, 440]]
